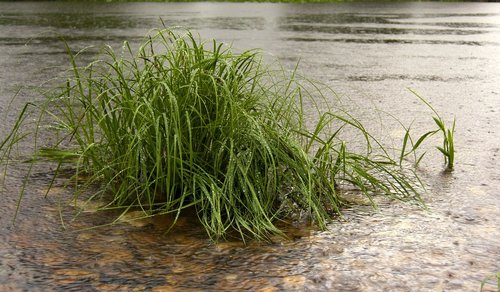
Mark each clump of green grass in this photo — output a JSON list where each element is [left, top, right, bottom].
[[1, 28, 424, 241], [399, 89, 456, 170]]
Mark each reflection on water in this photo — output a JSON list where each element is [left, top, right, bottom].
[[1, 2, 500, 291]]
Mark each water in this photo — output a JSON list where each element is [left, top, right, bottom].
[[1, 2, 499, 291]]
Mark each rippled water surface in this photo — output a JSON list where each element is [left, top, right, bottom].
[[1, 2, 499, 291]]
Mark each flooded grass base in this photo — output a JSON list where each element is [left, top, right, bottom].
[[2, 181, 498, 291]]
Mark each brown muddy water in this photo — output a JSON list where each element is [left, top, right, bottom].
[[1, 2, 499, 291]]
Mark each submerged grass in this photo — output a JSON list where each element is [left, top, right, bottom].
[[1, 28, 425, 241]]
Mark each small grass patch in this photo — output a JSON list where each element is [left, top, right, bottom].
[[399, 89, 456, 170], [1, 28, 427, 241]]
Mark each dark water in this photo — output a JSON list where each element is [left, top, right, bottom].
[[1, 2, 499, 291]]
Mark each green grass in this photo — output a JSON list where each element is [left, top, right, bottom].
[[399, 89, 456, 170], [1, 28, 425, 241], [480, 271, 500, 292]]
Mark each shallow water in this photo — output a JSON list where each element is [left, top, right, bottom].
[[1, 2, 499, 291]]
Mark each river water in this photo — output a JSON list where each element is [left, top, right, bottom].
[[1, 2, 499, 291]]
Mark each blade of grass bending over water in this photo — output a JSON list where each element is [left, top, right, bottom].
[[1, 28, 428, 241]]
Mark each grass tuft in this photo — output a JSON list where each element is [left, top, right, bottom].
[[1, 28, 425, 241], [399, 89, 456, 170]]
